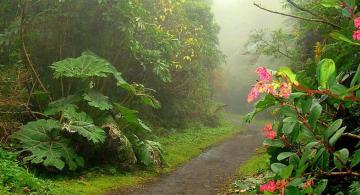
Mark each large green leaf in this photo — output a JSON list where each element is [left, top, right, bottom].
[[114, 104, 151, 131], [11, 119, 84, 171], [51, 52, 115, 79], [62, 107, 106, 143], [83, 90, 113, 111], [44, 95, 81, 116], [316, 59, 336, 89]]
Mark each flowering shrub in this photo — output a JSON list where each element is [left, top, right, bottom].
[[246, 62, 360, 194]]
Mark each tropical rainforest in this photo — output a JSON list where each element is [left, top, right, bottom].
[[1, 0, 360, 195]]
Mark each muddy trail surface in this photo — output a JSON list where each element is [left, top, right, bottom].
[[109, 122, 263, 195]]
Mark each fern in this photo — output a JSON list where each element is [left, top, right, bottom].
[[11, 119, 84, 171]]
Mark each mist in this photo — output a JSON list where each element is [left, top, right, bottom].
[[211, 0, 286, 114]]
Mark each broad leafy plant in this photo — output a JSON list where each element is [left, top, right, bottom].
[[12, 52, 163, 171]]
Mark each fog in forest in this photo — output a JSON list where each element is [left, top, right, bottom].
[[212, 0, 286, 114]]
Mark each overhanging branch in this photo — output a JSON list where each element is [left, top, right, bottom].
[[253, 3, 341, 29]]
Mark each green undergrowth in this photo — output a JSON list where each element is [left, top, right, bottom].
[[237, 148, 269, 177], [222, 148, 271, 194], [53, 123, 242, 194]]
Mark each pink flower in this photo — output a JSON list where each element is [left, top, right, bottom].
[[247, 85, 260, 103], [353, 30, 360, 40], [279, 82, 291, 98], [256, 67, 272, 82], [260, 180, 277, 193], [265, 131, 277, 139], [263, 123, 273, 131], [354, 16, 360, 28]]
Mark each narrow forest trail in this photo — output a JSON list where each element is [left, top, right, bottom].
[[109, 122, 263, 195]]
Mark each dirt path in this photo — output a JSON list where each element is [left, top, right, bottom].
[[109, 124, 263, 195]]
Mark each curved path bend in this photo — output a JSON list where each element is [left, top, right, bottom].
[[109, 124, 263, 195]]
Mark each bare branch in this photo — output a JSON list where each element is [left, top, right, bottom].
[[253, 3, 341, 29]]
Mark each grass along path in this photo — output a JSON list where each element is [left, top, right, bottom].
[[54, 123, 243, 194]]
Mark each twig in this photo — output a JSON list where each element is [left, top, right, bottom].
[[253, 3, 341, 29], [343, 133, 360, 140], [19, 0, 52, 101]]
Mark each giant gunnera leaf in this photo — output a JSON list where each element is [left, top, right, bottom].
[[83, 90, 113, 110], [51, 52, 116, 79], [11, 119, 84, 171], [62, 107, 106, 143]]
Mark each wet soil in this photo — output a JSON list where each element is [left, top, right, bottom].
[[109, 124, 263, 195]]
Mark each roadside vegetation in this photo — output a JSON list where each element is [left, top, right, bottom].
[[54, 123, 240, 194], [236, 1, 360, 194], [0, 0, 227, 194]]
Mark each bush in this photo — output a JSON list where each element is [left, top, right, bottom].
[[0, 147, 54, 194]]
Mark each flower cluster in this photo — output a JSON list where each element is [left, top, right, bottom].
[[353, 17, 360, 40], [247, 67, 291, 103], [260, 180, 288, 195], [263, 123, 277, 139], [259, 180, 276, 193]]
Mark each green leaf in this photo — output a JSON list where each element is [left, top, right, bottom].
[[334, 148, 349, 169], [300, 96, 313, 114], [287, 177, 305, 187], [114, 103, 152, 132], [308, 102, 322, 128], [329, 127, 346, 146], [351, 149, 360, 167], [271, 162, 286, 173], [320, 0, 340, 8], [44, 95, 81, 116], [305, 141, 319, 149], [285, 186, 301, 195], [279, 164, 294, 179], [83, 90, 113, 110], [51, 52, 115, 79], [324, 119, 342, 139], [330, 32, 360, 46], [330, 83, 350, 97], [263, 139, 284, 147], [350, 65, 360, 87], [290, 92, 306, 99], [314, 179, 328, 194], [11, 119, 84, 171], [277, 66, 297, 83], [277, 152, 296, 161], [316, 59, 336, 89], [282, 117, 297, 135], [62, 107, 106, 143]]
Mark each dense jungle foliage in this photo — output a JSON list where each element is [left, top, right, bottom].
[[244, 0, 360, 194], [0, 0, 224, 193]]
